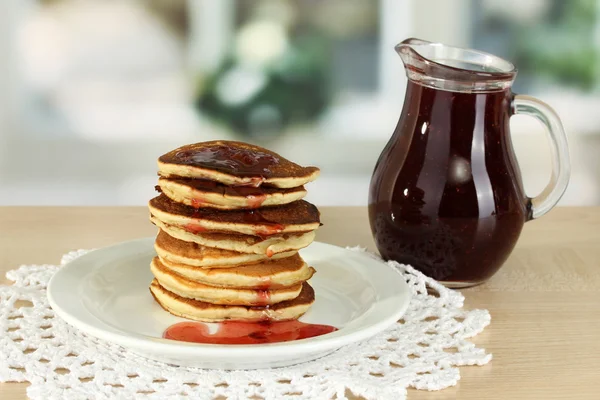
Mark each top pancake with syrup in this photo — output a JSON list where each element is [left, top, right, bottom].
[[157, 140, 320, 188]]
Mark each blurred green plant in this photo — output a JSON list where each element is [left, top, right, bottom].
[[512, 0, 598, 91], [196, 29, 331, 137]]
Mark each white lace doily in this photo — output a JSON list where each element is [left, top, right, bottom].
[[0, 248, 491, 400]]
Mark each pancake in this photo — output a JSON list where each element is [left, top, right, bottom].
[[157, 140, 320, 189], [150, 279, 315, 322], [155, 229, 296, 267], [157, 178, 307, 210], [158, 254, 315, 289], [149, 194, 320, 236], [151, 257, 302, 305], [151, 217, 315, 255]]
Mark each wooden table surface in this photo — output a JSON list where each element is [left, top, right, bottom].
[[1, 207, 599, 399]]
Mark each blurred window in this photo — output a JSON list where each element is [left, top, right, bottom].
[[471, 0, 599, 93]]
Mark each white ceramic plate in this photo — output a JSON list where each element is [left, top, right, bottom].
[[48, 238, 410, 369]]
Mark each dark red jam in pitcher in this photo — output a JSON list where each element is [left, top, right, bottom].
[[369, 38, 570, 287]]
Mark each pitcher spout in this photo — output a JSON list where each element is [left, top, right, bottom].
[[395, 38, 433, 68], [395, 38, 517, 92]]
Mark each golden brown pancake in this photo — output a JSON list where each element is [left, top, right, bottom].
[[157, 140, 320, 188], [151, 257, 302, 305], [151, 217, 315, 255], [149, 194, 320, 236], [150, 279, 315, 322], [154, 229, 297, 267], [157, 178, 306, 209], [158, 253, 315, 289]]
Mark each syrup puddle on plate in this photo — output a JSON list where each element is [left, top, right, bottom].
[[163, 321, 338, 345]]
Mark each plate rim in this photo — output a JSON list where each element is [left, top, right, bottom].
[[47, 238, 410, 358]]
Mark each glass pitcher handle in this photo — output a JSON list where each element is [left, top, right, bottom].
[[513, 95, 571, 220]]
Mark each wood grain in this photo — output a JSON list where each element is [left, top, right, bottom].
[[1, 207, 599, 399]]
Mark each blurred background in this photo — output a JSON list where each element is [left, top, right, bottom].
[[0, 0, 599, 206]]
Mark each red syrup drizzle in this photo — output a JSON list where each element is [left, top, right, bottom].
[[242, 210, 285, 237], [256, 226, 284, 238], [255, 290, 270, 306], [183, 223, 207, 234], [190, 197, 204, 208], [246, 194, 268, 209], [256, 277, 272, 290], [163, 321, 338, 345], [183, 209, 207, 233]]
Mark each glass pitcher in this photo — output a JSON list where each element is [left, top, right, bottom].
[[368, 38, 570, 288]]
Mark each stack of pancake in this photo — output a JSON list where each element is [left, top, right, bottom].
[[148, 141, 321, 322]]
